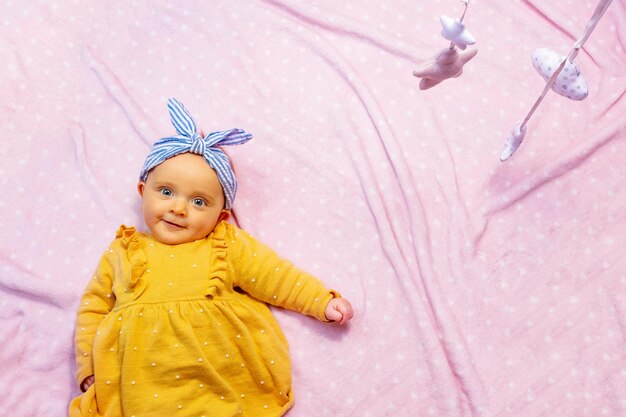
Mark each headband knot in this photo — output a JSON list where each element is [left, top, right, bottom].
[[139, 98, 252, 209], [189, 133, 206, 155]]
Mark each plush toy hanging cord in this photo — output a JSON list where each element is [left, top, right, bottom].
[[500, 0, 614, 162]]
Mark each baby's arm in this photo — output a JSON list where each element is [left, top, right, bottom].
[[74, 253, 116, 391], [229, 225, 353, 323]]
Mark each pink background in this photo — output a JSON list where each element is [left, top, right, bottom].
[[1, 1, 625, 416]]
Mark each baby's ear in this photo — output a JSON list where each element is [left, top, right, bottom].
[[218, 210, 230, 222], [137, 182, 146, 197]]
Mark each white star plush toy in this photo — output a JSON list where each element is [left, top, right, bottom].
[[440, 15, 476, 50]]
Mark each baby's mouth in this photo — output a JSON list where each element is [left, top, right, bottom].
[[162, 219, 185, 229]]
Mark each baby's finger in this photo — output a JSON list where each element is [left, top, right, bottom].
[[337, 302, 354, 325], [327, 307, 343, 323]]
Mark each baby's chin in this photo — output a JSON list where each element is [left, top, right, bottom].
[[150, 228, 215, 245], [157, 236, 194, 245], [147, 228, 191, 245]]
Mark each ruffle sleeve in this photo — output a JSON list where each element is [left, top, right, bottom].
[[116, 225, 147, 298], [205, 221, 228, 298]]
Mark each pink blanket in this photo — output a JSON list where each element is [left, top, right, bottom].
[[2, 1, 625, 416]]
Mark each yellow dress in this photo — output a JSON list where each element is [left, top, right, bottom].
[[69, 221, 338, 417]]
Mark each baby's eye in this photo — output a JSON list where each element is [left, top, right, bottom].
[[160, 188, 173, 197], [192, 198, 206, 207]]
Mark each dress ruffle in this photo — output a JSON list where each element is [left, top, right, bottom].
[[116, 225, 147, 298], [206, 221, 228, 298]]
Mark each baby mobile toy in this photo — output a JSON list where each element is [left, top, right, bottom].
[[413, 0, 477, 90], [499, 0, 614, 161]]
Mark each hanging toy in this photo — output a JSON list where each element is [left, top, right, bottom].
[[532, 48, 588, 101], [413, 0, 478, 90], [500, 0, 613, 162], [440, 14, 476, 50]]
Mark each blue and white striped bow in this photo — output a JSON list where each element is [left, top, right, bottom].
[[139, 98, 252, 209]]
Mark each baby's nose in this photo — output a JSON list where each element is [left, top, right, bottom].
[[170, 198, 187, 216]]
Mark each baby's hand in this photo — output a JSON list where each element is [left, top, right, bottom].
[[81, 375, 95, 392], [325, 298, 354, 325]]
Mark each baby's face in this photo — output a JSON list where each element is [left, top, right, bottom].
[[138, 153, 228, 245]]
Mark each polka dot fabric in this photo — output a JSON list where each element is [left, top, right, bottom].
[[1, 1, 625, 416]]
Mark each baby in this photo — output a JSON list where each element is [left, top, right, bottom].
[[69, 98, 354, 417]]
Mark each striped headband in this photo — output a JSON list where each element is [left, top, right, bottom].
[[139, 98, 252, 210]]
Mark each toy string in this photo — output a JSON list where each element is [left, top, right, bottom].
[[459, 0, 471, 22], [519, 0, 613, 130], [570, 0, 613, 62]]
